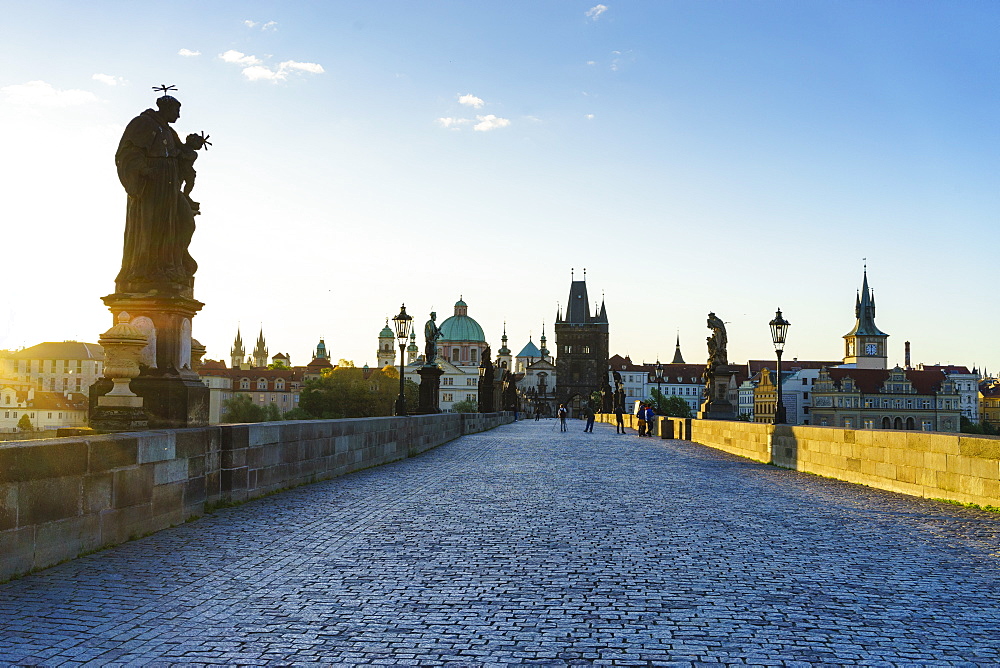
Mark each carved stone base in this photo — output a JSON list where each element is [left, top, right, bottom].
[[90, 375, 208, 429], [698, 399, 735, 421], [90, 405, 149, 432], [416, 365, 444, 414]]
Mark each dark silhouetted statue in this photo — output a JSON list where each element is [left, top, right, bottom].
[[115, 88, 210, 294]]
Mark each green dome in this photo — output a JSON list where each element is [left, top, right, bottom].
[[438, 315, 485, 342], [379, 324, 393, 338]]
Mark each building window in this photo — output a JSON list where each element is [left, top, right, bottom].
[[471, 349, 478, 363], [257, 379, 267, 390], [452, 348, 460, 362], [443, 393, 453, 402]]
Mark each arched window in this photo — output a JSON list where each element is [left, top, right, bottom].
[[276, 379, 285, 390], [882, 417, 891, 429], [257, 378, 268, 390], [905, 417, 915, 430], [893, 417, 903, 430], [240, 378, 250, 390]]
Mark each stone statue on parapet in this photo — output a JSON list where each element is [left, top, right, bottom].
[[423, 312, 440, 364], [706, 312, 728, 371], [115, 85, 211, 295]]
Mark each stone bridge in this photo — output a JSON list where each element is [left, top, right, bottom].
[[1, 418, 999, 665]]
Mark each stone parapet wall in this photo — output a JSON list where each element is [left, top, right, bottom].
[[687, 420, 1000, 508], [0, 412, 512, 581], [596, 413, 999, 507]]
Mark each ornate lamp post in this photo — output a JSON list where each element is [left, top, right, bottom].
[[769, 308, 791, 424], [392, 304, 413, 416], [654, 359, 664, 411]]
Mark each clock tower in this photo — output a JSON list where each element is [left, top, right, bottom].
[[842, 269, 888, 369]]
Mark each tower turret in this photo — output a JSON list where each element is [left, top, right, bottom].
[[377, 319, 395, 368], [843, 267, 889, 369], [230, 328, 245, 369], [407, 330, 419, 364], [498, 322, 512, 370], [252, 329, 268, 368], [671, 333, 685, 364]]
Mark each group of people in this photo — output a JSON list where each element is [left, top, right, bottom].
[[543, 402, 659, 437], [634, 403, 658, 437]]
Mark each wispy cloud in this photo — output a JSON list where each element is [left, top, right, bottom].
[[473, 115, 510, 132], [437, 117, 471, 129], [458, 93, 485, 109], [586, 4, 608, 20], [92, 73, 126, 86], [238, 59, 326, 82], [178, 48, 201, 57], [0, 80, 98, 107], [220, 50, 262, 66], [245, 19, 278, 31]]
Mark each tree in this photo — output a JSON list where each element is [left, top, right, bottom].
[[267, 359, 289, 370], [16, 414, 33, 432], [451, 399, 477, 413], [221, 394, 280, 423], [650, 389, 693, 418], [297, 365, 418, 419]]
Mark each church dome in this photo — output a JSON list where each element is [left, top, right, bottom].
[[379, 323, 393, 338], [438, 298, 486, 342]]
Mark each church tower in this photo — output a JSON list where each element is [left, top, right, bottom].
[[230, 329, 245, 369], [671, 333, 685, 364], [497, 323, 512, 370], [843, 268, 888, 369], [539, 323, 550, 363], [252, 329, 268, 368], [377, 320, 395, 368], [554, 269, 609, 408], [407, 331, 419, 364]]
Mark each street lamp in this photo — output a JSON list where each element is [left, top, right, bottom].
[[769, 308, 791, 424], [654, 359, 664, 411], [392, 304, 413, 416]]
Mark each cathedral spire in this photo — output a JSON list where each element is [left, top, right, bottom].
[[671, 332, 685, 364]]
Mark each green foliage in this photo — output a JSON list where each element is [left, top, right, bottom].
[[451, 399, 478, 413], [650, 389, 693, 418], [298, 366, 418, 419], [16, 414, 33, 431], [960, 416, 998, 435], [736, 412, 753, 422], [222, 394, 282, 423], [267, 360, 289, 370]]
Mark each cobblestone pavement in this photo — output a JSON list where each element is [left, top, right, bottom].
[[2, 420, 1000, 667]]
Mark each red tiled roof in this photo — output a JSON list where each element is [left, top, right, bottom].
[[825, 368, 947, 394], [747, 360, 840, 374], [200, 359, 228, 370], [28, 391, 88, 411], [920, 364, 973, 375]]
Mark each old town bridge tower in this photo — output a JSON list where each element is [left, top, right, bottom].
[[554, 271, 609, 411]]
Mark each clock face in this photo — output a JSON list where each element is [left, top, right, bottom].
[[865, 343, 878, 356]]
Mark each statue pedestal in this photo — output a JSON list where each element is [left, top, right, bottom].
[[697, 371, 735, 421], [89, 292, 208, 428], [416, 365, 443, 414]]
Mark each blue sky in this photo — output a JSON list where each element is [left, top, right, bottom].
[[2, 1, 998, 372]]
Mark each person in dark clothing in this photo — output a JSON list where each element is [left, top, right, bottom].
[[558, 404, 568, 432], [615, 406, 625, 434], [584, 407, 595, 432]]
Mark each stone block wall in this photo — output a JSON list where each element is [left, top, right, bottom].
[[683, 420, 1000, 508], [0, 412, 512, 581]]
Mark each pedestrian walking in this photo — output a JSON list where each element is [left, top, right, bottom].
[[615, 405, 625, 434], [645, 404, 657, 437], [636, 403, 647, 437], [584, 407, 595, 432], [534, 405, 541, 421], [558, 404, 568, 432]]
